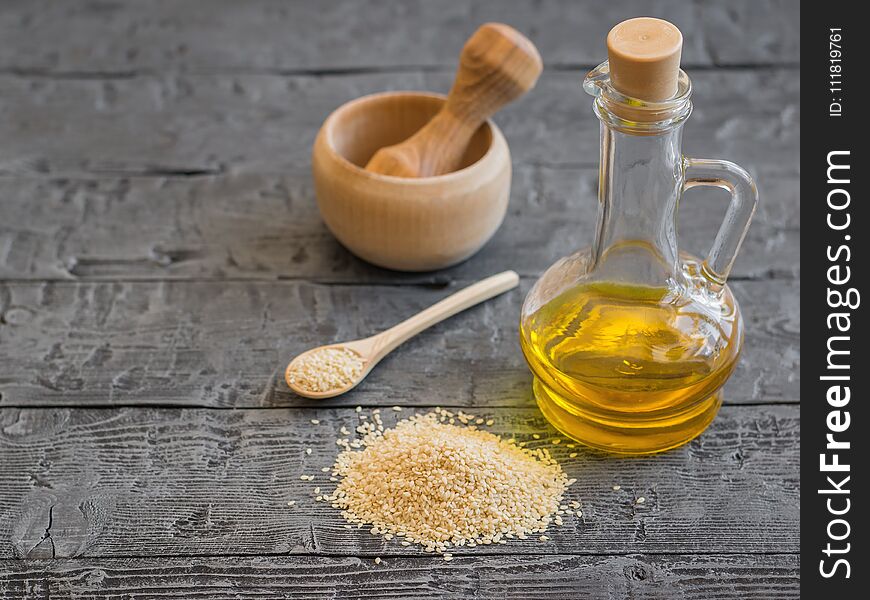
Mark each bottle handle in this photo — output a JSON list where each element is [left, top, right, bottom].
[[682, 157, 759, 285]]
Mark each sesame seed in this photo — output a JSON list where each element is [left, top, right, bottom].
[[636, 497, 645, 504], [325, 411, 571, 553], [287, 347, 363, 393], [310, 419, 320, 425], [612, 485, 621, 491], [374, 557, 382, 565], [569, 453, 578, 458], [392, 406, 403, 411], [532, 434, 540, 439], [355, 406, 362, 412], [305, 448, 312, 455], [539, 535, 549, 541], [286, 500, 296, 506], [443, 553, 453, 561]]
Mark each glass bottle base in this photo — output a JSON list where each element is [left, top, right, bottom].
[[532, 377, 722, 455]]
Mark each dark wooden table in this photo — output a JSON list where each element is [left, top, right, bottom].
[[0, 1, 799, 597]]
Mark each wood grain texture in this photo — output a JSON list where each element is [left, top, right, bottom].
[[0, 0, 799, 76], [0, 554, 800, 599], [0, 406, 799, 559], [0, 167, 798, 283], [0, 278, 798, 408], [0, 0, 799, 592], [0, 69, 798, 177]]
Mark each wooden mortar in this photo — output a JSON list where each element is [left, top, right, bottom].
[[312, 91, 511, 272]]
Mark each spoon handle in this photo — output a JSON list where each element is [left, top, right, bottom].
[[370, 270, 520, 362]]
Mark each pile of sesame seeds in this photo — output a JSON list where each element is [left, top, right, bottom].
[[286, 347, 364, 393], [310, 407, 577, 555]]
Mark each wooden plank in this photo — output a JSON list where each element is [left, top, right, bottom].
[[0, 69, 799, 176], [0, 554, 800, 599], [0, 278, 798, 408], [0, 167, 798, 283], [0, 1, 799, 75], [0, 405, 799, 559], [0, 2, 800, 591]]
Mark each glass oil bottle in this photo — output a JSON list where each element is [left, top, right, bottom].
[[520, 18, 758, 454]]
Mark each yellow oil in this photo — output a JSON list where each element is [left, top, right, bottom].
[[520, 280, 741, 454]]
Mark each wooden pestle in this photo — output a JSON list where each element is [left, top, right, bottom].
[[365, 23, 542, 178]]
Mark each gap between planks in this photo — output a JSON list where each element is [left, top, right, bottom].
[[0, 402, 798, 411], [0, 272, 797, 285], [0, 401, 798, 411], [0, 550, 801, 562], [0, 62, 800, 81], [0, 164, 801, 182]]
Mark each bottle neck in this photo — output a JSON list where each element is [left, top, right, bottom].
[[591, 122, 684, 287]]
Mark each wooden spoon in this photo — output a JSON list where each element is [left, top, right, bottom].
[[365, 23, 542, 177], [285, 270, 519, 399]]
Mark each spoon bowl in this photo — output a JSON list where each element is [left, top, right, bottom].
[[285, 340, 372, 399]]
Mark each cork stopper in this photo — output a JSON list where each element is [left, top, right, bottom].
[[606, 17, 683, 102]]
